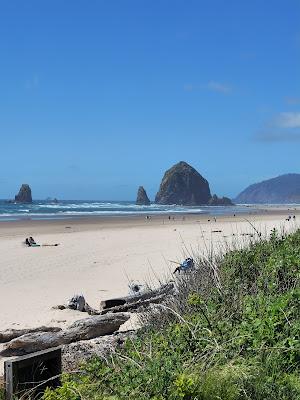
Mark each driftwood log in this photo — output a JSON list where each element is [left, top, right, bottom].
[[101, 292, 172, 314], [100, 282, 175, 313], [1, 313, 130, 357], [0, 326, 62, 343]]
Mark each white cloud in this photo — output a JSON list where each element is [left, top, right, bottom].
[[255, 111, 300, 142], [183, 84, 194, 91], [206, 81, 232, 94], [256, 130, 300, 142], [285, 96, 300, 105], [183, 81, 232, 94], [25, 75, 39, 90], [275, 112, 300, 128]]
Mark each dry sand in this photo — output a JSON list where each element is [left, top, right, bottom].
[[0, 208, 299, 375]]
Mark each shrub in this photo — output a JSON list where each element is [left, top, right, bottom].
[[43, 229, 300, 400]]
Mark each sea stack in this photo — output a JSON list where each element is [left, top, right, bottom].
[[15, 184, 32, 203], [136, 186, 150, 205], [155, 161, 211, 205]]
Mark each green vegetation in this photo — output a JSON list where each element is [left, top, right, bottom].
[[44, 229, 300, 400]]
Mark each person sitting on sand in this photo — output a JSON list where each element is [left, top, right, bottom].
[[25, 237, 40, 247], [173, 257, 194, 274], [29, 236, 36, 245]]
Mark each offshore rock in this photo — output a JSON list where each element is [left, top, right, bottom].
[[136, 186, 150, 205], [155, 161, 211, 205], [15, 184, 32, 203], [208, 194, 234, 206]]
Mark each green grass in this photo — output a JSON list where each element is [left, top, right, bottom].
[[43, 228, 300, 400]]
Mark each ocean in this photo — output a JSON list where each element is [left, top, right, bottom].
[[0, 200, 257, 221]]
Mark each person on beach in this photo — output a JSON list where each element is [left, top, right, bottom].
[[29, 236, 36, 245], [173, 258, 194, 274], [25, 237, 40, 247], [24, 237, 59, 247]]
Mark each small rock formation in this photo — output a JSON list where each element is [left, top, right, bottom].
[[136, 186, 150, 205], [15, 184, 32, 203], [155, 161, 211, 205], [208, 194, 234, 206]]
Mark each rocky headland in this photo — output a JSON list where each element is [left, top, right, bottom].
[[235, 173, 300, 204]]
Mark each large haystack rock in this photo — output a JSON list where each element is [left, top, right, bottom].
[[15, 184, 32, 203], [136, 186, 150, 205], [155, 161, 211, 205]]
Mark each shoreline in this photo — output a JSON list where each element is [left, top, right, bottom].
[[1, 201, 299, 224], [0, 203, 299, 224]]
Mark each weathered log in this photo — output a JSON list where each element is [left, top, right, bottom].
[[1, 313, 130, 356], [0, 326, 62, 343], [101, 293, 172, 314], [100, 282, 175, 310], [52, 302, 99, 315]]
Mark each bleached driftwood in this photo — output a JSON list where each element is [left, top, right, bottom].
[[100, 282, 175, 313], [101, 293, 172, 314], [0, 326, 62, 343], [1, 313, 130, 356]]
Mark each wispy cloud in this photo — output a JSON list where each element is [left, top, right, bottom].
[[284, 96, 300, 105], [240, 51, 256, 60], [183, 84, 195, 92], [206, 81, 232, 94], [255, 130, 300, 142], [184, 80, 232, 94], [255, 111, 300, 142], [68, 164, 80, 171], [25, 75, 39, 90], [274, 112, 300, 128]]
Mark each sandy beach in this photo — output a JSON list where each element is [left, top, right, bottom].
[[0, 208, 299, 375]]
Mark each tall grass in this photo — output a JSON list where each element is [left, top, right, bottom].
[[44, 227, 300, 400]]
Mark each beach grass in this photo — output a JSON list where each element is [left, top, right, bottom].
[[42, 228, 300, 399]]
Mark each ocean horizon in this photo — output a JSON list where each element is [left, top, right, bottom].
[[0, 199, 259, 221]]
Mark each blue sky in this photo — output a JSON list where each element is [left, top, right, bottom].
[[0, 0, 299, 200]]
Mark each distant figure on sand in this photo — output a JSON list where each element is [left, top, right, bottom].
[[173, 258, 194, 274], [24, 237, 60, 247], [29, 236, 36, 245], [25, 237, 40, 247]]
